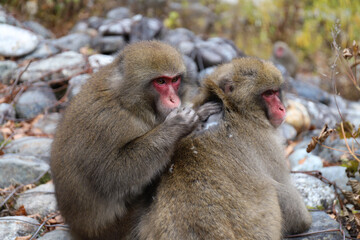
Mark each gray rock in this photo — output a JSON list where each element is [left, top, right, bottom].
[[0, 216, 39, 240], [38, 229, 72, 240], [19, 51, 86, 83], [4, 136, 53, 159], [0, 60, 18, 84], [88, 54, 114, 71], [291, 173, 335, 209], [0, 103, 15, 123], [0, 8, 22, 26], [107, 7, 132, 20], [0, 24, 40, 57], [70, 21, 89, 33], [99, 18, 133, 36], [33, 112, 62, 135], [88, 16, 105, 29], [92, 35, 126, 54], [183, 55, 199, 85], [318, 138, 347, 163], [15, 84, 57, 119], [68, 74, 91, 100], [280, 123, 297, 141], [289, 149, 323, 171], [286, 93, 340, 129], [25, 41, 60, 60], [289, 78, 331, 105], [162, 28, 197, 56], [130, 16, 163, 43], [195, 38, 239, 68], [198, 66, 216, 83], [284, 211, 347, 239], [52, 33, 92, 51], [23, 20, 54, 39], [319, 166, 350, 191], [15, 182, 57, 217], [0, 154, 49, 188]]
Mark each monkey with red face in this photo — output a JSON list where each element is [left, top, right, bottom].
[[136, 57, 311, 239], [51, 41, 220, 240]]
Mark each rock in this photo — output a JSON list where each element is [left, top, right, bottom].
[[0, 154, 49, 188], [106, 7, 132, 20], [0, 216, 39, 240], [24, 41, 60, 60], [15, 182, 57, 217], [183, 55, 199, 85], [130, 16, 163, 43], [285, 100, 311, 133], [88, 16, 105, 29], [4, 136, 53, 159], [0, 8, 22, 26], [284, 211, 347, 239], [162, 28, 197, 56], [19, 51, 86, 83], [291, 173, 335, 209], [0, 24, 39, 57], [280, 123, 297, 141], [0, 60, 18, 84], [52, 33, 92, 51], [92, 35, 126, 53], [289, 148, 323, 171], [23, 20, 54, 39], [198, 66, 216, 83], [0, 103, 16, 124], [33, 112, 62, 135], [287, 93, 340, 130], [318, 138, 347, 163], [195, 38, 239, 68], [288, 78, 331, 105], [320, 166, 350, 191], [68, 74, 91, 100], [70, 21, 89, 33], [88, 54, 115, 71], [15, 84, 57, 119], [99, 18, 133, 36], [38, 230, 72, 240]]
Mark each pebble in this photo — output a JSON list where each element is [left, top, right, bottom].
[[0, 24, 39, 57], [0, 216, 39, 240]]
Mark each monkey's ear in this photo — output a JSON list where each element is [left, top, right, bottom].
[[221, 81, 234, 94]]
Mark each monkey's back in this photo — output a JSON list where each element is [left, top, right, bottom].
[[137, 118, 282, 240]]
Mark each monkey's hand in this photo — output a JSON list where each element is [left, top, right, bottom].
[[165, 107, 199, 138], [197, 102, 223, 122]]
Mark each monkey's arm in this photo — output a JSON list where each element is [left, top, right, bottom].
[[275, 182, 312, 234]]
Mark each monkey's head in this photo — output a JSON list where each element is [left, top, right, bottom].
[[199, 57, 286, 128], [112, 41, 186, 119]]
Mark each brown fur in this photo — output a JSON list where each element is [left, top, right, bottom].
[[135, 57, 311, 239], [271, 41, 298, 77], [51, 41, 205, 240]]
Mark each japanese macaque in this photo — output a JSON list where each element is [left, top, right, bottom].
[[271, 41, 298, 77], [135, 57, 311, 239], [50, 41, 220, 240]]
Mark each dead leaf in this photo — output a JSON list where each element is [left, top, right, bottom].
[[15, 205, 27, 216], [298, 158, 306, 165], [307, 124, 334, 153], [15, 236, 31, 240]]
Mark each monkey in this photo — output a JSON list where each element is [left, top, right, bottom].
[[134, 57, 311, 239], [50, 41, 221, 240], [271, 41, 298, 77]]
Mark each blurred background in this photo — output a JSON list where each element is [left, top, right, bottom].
[[1, 0, 358, 74]]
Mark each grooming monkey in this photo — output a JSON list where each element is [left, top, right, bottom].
[[136, 57, 311, 239], [51, 41, 220, 240]]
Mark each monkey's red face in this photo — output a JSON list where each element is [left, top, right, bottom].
[[261, 89, 286, 128], [276, 46, 284, 57], [152, 75, 181, 110]]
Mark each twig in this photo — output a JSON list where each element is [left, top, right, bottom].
[[29, 213, 59, 240], [9, 60, 32, 99]]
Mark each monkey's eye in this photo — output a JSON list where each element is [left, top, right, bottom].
[[262, 90, 274, 97], [155, 78, 166, 85], [172, 76, 181, 83]]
